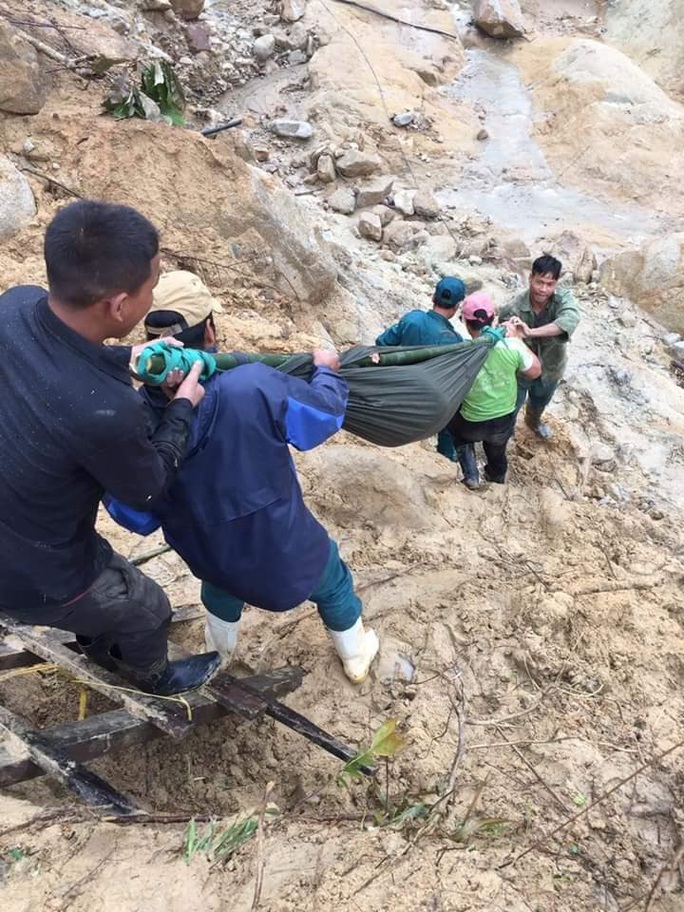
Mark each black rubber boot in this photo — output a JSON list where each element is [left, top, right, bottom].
[[457, 444, 480, 490], [484, 467, 506, 485], [135, 652, 221, 696], [76, 634, 119, 672], [524, 405, 553, 439]]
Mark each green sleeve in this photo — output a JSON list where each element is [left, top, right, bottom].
[[553, 291, 580, 338]]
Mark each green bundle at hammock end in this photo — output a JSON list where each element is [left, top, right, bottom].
[[135, 338, 496, 449]]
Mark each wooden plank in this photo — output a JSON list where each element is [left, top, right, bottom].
[[0, 667, 304, 788], [209, 673, 376, 776], [0, 615, 195, 740], [0, 704, 138, 816], [0, 606, 203, 672]]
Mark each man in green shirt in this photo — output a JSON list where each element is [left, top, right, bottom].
[[449, 293, 541, 489], [498, 255, 580, 439]]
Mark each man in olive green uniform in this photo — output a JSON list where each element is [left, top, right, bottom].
[[498, 255, 580, 439]]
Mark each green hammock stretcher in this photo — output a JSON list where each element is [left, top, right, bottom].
[[138, 340, 494, 448]]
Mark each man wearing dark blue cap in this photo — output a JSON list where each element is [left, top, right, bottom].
[[375, 276, 467, 461]]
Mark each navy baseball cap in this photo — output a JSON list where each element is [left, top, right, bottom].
[[434, 276, 466, 307]]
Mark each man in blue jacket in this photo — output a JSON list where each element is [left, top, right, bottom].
[[375, 276, 466, 462], [108, 271, 379, 685]]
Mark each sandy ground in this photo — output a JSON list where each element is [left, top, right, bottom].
[[1, 1, 683, 911]]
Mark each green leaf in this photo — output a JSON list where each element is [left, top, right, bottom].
[[370, 719, 405, 758]]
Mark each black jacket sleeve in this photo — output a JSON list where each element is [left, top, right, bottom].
[[80, 397, 195, 510]]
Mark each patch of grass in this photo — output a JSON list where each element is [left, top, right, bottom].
[[183, 807, 278, 865]]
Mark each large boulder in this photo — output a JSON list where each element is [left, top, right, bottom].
[[600, 234, 684, 334], [0, 22, 45, 115], [0, 156, 36, 241], [512, 38, 684, 218], [603, 0, 684, 100], [474, 0, 526, 40]]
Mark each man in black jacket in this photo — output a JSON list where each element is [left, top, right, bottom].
[[0, 199, 220, 695]]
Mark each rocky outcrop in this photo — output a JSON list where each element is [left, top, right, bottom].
[[600, 234, 684, 334], [474, 0, 526, 40], [0, 22, 45, 114], [0, 155, 36, 240], [546, 230, 597, 284]]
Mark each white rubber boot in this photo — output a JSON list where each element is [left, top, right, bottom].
[[328, 618, 379, 684], [204, 613, 240, 665]]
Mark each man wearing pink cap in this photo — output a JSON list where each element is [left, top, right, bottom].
[[448, 293, 541, 489]]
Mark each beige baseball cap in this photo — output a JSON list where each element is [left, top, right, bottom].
[[146, 270, 224, 337]]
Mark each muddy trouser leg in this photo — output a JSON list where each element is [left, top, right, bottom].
[[527, 377, 559, 416], [311, 539, 362, 633], [52, 553, 171, 673], [482, 412, 516, 482]]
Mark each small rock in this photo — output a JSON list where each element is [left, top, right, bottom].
[[468, 254, 483, 265], [185, 23, 212, 52], [590, 443, 616, 467], [169, 0, 204, 20], [392, 111, 415, 128], [358, 211, 383, 242], [663, 332, 681, 347], [618, 311, 637, 328], [0, 154, 36, 241], [477, 127, 489, 140], [253, 34, 276, 61], [608, 482, 631, 504], [274, 23, 308, 51], [336, 149, 381, 178], [372, 204, 395, 228], [261, 162, 280, 173], [393, 189, 415, 216], [0, 22, 46, 114], [328, 187, 356, 215], [413, 189, 441, 219], [22, 138, 35, 154], [287, 49, 308, 65], [280, 0, 305, 22], [383, 220, 426, 254], [316, 153, 336, 183], [380, 249, 396, 262], [271, 119, 313, 140], [253, 146, 270, 162], [649, 508, 665, 521], [473, 0, 526, 39], [356, 176, 394, 208], [670, 340, 684, 359]]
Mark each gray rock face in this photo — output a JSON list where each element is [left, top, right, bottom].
[[328, 187, 356, 215], [271, 119, 314, 140], [473, 0, 526, 39], [0, 155, 36, 241], [356, 176, 394, 209], [358, 211, 383, 242], [0, 22, 46, 114], [335, 150, 381, 178]]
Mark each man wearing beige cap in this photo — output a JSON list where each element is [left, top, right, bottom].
[[106, 270, 379, 685]]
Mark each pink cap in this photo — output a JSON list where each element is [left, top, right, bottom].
[[462, 292, 495, 322]]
